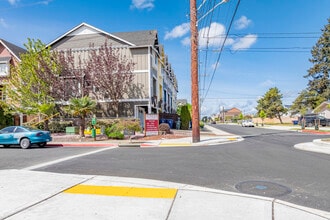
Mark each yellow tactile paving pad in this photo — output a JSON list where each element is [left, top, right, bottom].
[[64, 185, 177, 199]]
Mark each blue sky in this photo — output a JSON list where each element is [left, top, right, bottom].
[[1, 0, 329, 116]]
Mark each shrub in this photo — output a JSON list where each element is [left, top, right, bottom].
[[180, 105, 191, 130], [159, 123, 170, 134], [107, 130, 124, 139], [199, 121, 204, 128], [121, 120, 141, 132], [48, 121, 73, 133]]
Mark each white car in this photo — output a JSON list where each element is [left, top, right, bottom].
[[242, 120, 255, 127]]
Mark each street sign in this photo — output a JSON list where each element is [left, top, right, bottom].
[[145, 114, 159, 136]]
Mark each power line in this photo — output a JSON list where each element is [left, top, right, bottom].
[[200, 0, 241, 107]]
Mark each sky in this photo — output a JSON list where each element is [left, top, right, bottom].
[[0, 0, 329, 117]]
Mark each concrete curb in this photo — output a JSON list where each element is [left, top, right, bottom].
[[294, 139, 330, 155]]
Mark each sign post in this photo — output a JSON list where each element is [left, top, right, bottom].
[[145, 114, 159, 136]]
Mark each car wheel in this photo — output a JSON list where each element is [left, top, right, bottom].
[[38, 142, 46, 147], [20, 138, 31, 149], [307, 122, 313, 127]]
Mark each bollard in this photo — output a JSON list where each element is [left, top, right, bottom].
[[91, 127, 96, 141]]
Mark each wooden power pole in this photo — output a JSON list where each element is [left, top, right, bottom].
[[190, 0, 200, 143]]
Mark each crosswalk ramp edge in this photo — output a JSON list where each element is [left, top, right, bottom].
[[64, 185, 177, 199]]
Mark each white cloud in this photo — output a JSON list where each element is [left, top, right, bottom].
[[234, 16, 252, 30], [181, 36, 190, 46], [0, 18, 8, 28], [130, 0, 154, 10], [199, 22, 227, 48], [39, 0, 52, 5], [231, 34, 257, 51], [8, 0, 19, 5], [165, 23, 190, 40], [260, 80, 275, 87]]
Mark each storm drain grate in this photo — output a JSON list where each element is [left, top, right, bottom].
[[235, 180, 292, 197]]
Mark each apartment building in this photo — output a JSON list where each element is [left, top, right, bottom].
[[48, 23, 178, 122]]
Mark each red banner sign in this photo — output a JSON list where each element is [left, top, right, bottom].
[[145, 114, 159, 136]]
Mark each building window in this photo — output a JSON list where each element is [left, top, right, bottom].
[[0, 57, 10, 77]]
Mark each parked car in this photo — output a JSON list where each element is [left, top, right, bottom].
[[242, 120, 255, 127], [299, 114, 330, 127], [0, 126, 52, 149]]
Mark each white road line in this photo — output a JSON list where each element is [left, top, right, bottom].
[[22, 147, 117, 170]]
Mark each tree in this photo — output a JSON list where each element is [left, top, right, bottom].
[[239, 113, 244, 120], [64, 96, 96, 137], [57, 41, 135, 117], [56, 49, 89, 100], [293, 18, 330, 113], [85, 41, 134, 117], [256, 87, 287, 124], [180, 105, 191, 130], [3, 39, 61, 129], [259, 110, 266, 126], [290, 90, 310, 115], [0, 105, 13, 128]]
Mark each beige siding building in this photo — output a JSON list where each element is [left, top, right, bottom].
[[48, 23, 178, 123]]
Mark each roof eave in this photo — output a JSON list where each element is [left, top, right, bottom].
[[0, 39, 22, 62], [47, 22, 136, 48]]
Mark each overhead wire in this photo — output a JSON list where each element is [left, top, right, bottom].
[[200, 0, 241, 107]]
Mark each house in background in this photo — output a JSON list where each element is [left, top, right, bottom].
[[219, 107, 242, 122], [0, 39, 26, 98], [314, 101, 330, 118], [48, 23, 178, 124], [0, 39, 27, 125]]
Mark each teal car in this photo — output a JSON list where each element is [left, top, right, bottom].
[[0, 126, 52, 149]]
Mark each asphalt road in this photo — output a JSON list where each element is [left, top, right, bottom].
[[1, 124, 329, 212]]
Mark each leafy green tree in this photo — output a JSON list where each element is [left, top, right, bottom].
[[64, 96, 96, 137], [0, 106, 13, 128], [256, 87, 287, 124], [291, 90, 312, 115], [177, 103, 192, 118], [35, 103, 56, 131], [3, 39, 62, 129], [304, 18, 330, 104], [259, 110, 266, 126], [180, 105, 191, 130], [239, 113, 244, 120], [292, 18, 330, 113]]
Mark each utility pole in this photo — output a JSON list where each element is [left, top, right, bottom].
[[190, 0, 200, 143]]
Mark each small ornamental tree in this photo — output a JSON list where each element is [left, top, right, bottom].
[[85, 42, 134, 117], [259, 110, 266, 126], [64, 96, 96, 137], [4, 39, 61, 129], [56, 41, 135, 117]]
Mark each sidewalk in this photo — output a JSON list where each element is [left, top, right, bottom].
[[48, 125, 243, 148], [1, 169, 330, 220]]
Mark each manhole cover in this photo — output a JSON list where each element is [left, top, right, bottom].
[[235, 181, 292, 197]]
